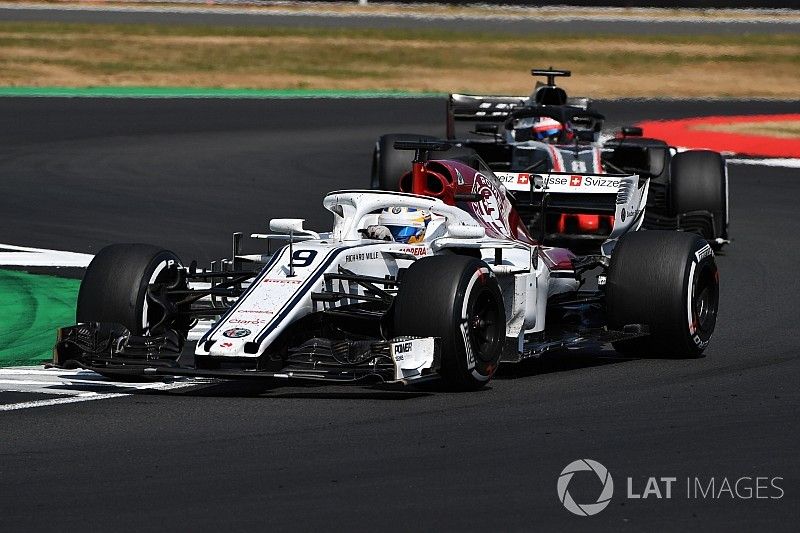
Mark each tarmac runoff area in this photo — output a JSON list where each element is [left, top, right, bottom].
[[0, 1, 797, 34]]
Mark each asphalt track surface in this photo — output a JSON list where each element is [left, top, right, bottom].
[[0, 4, 797, 35], [1, 97, 799, 530]]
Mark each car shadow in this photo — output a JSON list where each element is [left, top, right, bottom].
[[495, 343, 637, 380], [139, 379, 433, 400]]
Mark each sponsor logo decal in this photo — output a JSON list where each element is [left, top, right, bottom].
[[228, 318, 267, 326], [494, 173, 620, 191], [693, 334, 709, 349], [460, 321, 476, 369], [219, 342, 233, 349], [695, 244, 713, 262], [583, 176, 620, 188], [399, 246, 427, 257], [345, 251, 380, 263], [558, 459, 614, 517], [393, 341, 414, 361], [472, 172, 512, 238], [263, 278, 303, 285], [495, 173, 518, 184], [222, 328, 251, 338]]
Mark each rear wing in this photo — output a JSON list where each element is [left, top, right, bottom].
[[493, 171, 649, 252], [496, 171, 631, 197], [446, 94, 528, 138], [446, 93, 596, 139]]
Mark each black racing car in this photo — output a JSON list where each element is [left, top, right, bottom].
[[371, 68, 729, 251]]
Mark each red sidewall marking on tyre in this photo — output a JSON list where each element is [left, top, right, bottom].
[[636, 114, 800, 158]]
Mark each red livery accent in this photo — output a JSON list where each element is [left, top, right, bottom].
[[397, 159, 577, 270]]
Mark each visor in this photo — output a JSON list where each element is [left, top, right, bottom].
[[535, 127, 561, 139], [386, 225, 423, 243]]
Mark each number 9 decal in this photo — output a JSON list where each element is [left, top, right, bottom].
[[291, 250, 317, 268]]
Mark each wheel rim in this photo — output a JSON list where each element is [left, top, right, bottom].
[[468, 289, 502, 363], [692, 262, 718, 334], [143, 259, 185, 333]]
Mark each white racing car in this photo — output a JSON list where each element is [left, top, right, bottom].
[[54, 141, 719, 390]]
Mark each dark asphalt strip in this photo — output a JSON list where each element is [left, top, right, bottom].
[[0, 97, 798, 530], [0, 97, 797, 263], [0, 7, 797, 35]]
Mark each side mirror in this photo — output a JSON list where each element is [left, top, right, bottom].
[[446, 222, 486, 239], [474, 123, 499, 135], [621, 126, 643, 137], [269, 218, 319, 239], [269, 218, 305, 234]]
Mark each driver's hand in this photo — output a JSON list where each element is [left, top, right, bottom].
[[361, 225, 394, 241]]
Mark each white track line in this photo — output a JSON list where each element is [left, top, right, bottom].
[[727, 158, 800, 168], [0, 368, 205, 411], [0, 392, 126, 411], [0, 243, 93, 267]]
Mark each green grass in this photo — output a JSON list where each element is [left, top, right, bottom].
[[0, 270, 79, 367], [0, 21, 797, 96]]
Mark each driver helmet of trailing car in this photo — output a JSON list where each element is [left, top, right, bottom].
[[377, 207, 431, 244], [531, 116, 574, 144]]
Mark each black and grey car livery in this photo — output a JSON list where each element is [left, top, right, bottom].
[[371, 68, 729, 251]]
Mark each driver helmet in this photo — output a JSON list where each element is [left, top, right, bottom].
[[378, 207, 430, 244], [532, 116, 574, 144]]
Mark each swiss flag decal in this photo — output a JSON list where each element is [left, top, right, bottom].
[[517, 173, 530, 185], [570, 175, 583, 187]]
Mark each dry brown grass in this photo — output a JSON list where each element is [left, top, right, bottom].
[[0, 22, 797, 97]]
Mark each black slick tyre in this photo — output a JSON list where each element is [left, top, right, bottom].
[[670, 150, 728, 246], [371, 133, 437, 190], [393, 255, 506, 390], [606, 231, 719, 358], [77, 243, 187, 336]]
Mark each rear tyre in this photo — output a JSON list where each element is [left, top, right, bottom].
[[393, 255, 506, 390], [606, 231, 718, 358], [77, 244, 189, 338], [371, 133, 437, 191], [670, 150, 728, 246]]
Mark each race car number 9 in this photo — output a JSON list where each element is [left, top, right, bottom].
[[290, 250, 317, 268]]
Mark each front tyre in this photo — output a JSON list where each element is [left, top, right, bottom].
[[77, 243, 190, 339], [393, 255, 506, 390], [606, 231, 719, 357]]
